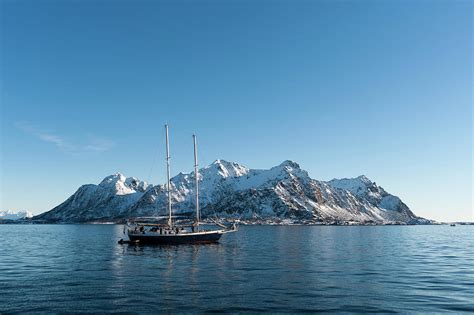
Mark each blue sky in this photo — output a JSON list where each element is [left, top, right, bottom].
[[1, 0, 472, 221]]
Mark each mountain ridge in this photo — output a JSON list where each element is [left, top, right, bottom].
[[34, 160, 430, 224]]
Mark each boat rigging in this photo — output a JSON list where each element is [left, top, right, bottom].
[[120, 124, 237, 244]]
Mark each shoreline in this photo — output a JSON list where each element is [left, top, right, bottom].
[[2, 219, 472, 226]]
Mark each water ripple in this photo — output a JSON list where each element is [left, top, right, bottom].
[[0, 224, 473, 312]]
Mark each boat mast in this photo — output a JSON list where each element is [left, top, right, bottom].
[[165, 124, 172, 228], [193, 134, 200, 227]]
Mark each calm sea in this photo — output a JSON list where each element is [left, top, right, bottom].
[[0, 224, 473, 313]]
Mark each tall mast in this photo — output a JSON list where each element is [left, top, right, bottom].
[[193, 134, 200, 226], [165, 124, 172, 228]]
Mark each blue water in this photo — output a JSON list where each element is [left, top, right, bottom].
[[0, 225, 473, 313]]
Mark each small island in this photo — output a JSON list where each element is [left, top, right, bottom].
[[26, 160, 432, 225]]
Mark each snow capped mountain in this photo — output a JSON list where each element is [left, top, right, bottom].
[[0, 210, 33, 220], [35, 173, 151, 222], [34, 160, 429, 224]]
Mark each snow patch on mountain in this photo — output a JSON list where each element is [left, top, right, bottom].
[[327, 175, 375, 196], [99, 173, 150, 195], [203, 159, 249, 178]]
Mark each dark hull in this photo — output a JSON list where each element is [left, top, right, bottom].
[[128, 231, 223, 244]]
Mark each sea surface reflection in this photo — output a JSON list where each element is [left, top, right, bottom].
[[1, 225, 473, 312]]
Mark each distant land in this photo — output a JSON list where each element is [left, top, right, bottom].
[[0, 210, 33, 221], [27, 160, 434, 225]]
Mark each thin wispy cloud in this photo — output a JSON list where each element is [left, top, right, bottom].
[[15, 121, 115, 152]]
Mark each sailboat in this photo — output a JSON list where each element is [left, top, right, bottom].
[[124, 124, 237, 244]]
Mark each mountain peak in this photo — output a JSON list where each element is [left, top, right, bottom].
[[327, 175, 379, 197], [99, 173, 126, 186], [356, 175, 371, 183], [212, 159, 227, 165], [264, 160, 309, 181], [278, 160, 300, 169], [205, 159, 249, 178], [99, 173, 149, 195]]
